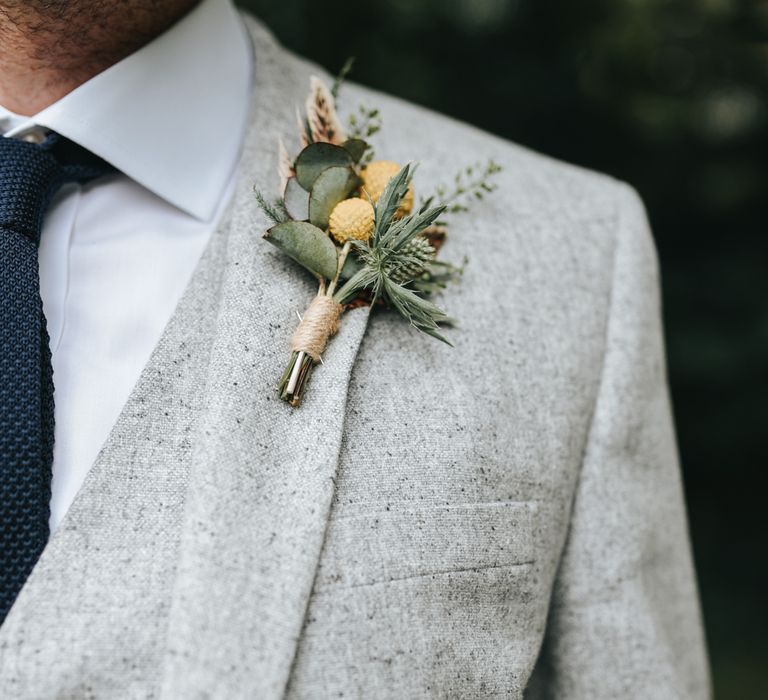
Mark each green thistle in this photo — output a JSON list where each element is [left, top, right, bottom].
[[333, 164, 453, 344], [385, 236, 435, 284]]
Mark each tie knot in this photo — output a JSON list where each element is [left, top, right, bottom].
[[0, 134, 114, 245]]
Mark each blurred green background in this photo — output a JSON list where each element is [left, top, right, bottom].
[[237, 0, 767, 695]]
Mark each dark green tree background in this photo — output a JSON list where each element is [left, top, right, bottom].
[[237, 0, 767, 695]]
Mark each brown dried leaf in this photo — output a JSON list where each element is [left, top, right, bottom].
[[422, 224, 448, 253]]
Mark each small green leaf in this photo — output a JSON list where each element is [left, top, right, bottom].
[[331, 56, 356, 99], [264, 221, 338, 280], [294, 143, 353, 191], [283, 177, 309, 220], [341, 138, 368, 163], [309, 166, 362, 230]]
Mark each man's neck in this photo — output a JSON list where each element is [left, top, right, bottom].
[[0, 0, 200, 115]]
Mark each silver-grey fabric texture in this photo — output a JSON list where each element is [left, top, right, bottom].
[[0, 15, 711, 699]]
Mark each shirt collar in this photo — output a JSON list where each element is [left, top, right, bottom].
[[1, 0, 253, 221]]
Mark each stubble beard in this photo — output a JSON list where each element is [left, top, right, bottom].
[[0, 1, 201, 88]]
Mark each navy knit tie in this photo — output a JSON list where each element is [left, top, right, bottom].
[[0, 133, 113, 623]]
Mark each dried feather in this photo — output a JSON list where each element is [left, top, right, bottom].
[[305, 75, 346, 145], [296, 108, 311, 148], [277, 137, 294, 192]]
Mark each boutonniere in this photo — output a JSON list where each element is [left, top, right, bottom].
[[256, 60, 501, 407]]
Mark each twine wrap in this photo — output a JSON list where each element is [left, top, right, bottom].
[[290, 294, 343, 362]]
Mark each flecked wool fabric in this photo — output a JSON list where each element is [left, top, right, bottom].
[[0, 15, 710, 699]]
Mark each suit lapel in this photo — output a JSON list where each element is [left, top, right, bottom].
[[158, 19, 373, 699], [159, 292, 370, 699], [0, 17, 370, 699]]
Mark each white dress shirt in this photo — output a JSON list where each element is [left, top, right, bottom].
[[0, 0, 254, 534]]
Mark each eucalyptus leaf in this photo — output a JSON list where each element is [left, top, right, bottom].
[[283, 177, 309, 220], [294, 142, 353, 190], [308, 166, 362, 230], [264, 221, 338, 280], [341, 138, 368, 163]]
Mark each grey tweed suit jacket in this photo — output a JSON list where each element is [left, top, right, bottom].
[[0, 15, 711, 700]]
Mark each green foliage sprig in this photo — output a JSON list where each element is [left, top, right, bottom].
[[331, 57, 355, 100], [254, 187, 290, 224], [330, 56, 380, 163], [411, 257, 465, 295], [347, 105, 382, 142], [422, 159, 502, 214]]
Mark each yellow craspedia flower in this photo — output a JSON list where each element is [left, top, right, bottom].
[[361, 160, 414, 217], [328, 198, 375, 243]]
